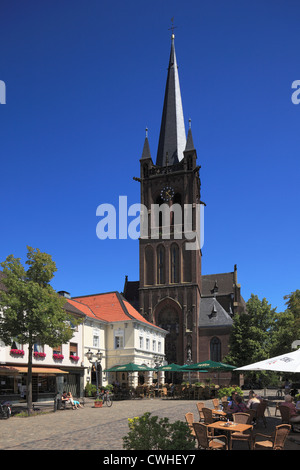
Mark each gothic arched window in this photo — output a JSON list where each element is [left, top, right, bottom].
[[170, 243, 179, 283], [145, 246, 154, 285], [210, 337, 221, 362], [157, 245, 165, 285]]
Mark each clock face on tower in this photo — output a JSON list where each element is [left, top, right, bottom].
[[160, 186, 175, 202]]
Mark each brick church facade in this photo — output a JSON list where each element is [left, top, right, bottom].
[[123, 34, 246, 369]]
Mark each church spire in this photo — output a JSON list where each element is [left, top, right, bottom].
[[156, 34, 186, 166]]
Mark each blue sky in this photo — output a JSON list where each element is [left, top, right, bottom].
[[0, 0, 299, 313]]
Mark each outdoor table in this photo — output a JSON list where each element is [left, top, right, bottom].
[[212, 409, 227, 419], [208, 421, 253, 448]]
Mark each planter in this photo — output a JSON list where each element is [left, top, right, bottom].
[[94, 401, 103, 408], [34, 352, 46, 358], [53, 354, 64, 360], [70, 356, 80, 361], [10, 349, 25, 356]]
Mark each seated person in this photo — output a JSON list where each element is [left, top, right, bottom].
[[247, 392, 261, 410], [281, 395, 300, 431], [61, 391, 68, 402], [67, 392, 82, 409], [229, 395, 248, 414], [60, 391, 69, 408]]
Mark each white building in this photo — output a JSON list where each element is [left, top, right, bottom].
[[70, 291, 167, 389]]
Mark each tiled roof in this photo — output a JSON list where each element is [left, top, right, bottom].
[[72, 291, 165, 331], [65, 298, 96, 319]]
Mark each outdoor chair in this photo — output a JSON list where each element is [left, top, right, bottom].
[[245, 409, 256, 424], [196, 402, 205, 422], [253, 424, 291, 450], [193, 422, 228, 450], [159, 387, 168, 398], [202, 407, 217, 425], [212, 398, 220, 409], [278, 404, 291, 424], [255, 400, 268, 427], [185, 412, 196, 438], [230, 412, 253, 450]]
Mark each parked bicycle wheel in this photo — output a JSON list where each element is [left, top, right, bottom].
[[1, 405, 11, 419], [105, 394, 112, 407]]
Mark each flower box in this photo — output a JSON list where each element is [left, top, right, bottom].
[[94, 400, 103, 408], [34, 351, 46, 358], [70, 355, 80, 361], [53, 354, 64, 360], [10, 349, 25, 356]]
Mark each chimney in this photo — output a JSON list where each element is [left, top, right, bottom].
[[58, 291, 71, 299]]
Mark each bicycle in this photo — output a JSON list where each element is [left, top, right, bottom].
[[100, 389, 113, 407], [0, 401, 11, 419]]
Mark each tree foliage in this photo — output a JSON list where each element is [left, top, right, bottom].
[[225, 291, 300, 382], [270, 290, 300, 357], [224, 294, 277, 367]]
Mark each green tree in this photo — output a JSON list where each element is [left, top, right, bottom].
[[224, 294, 277, 367], [0, 247, 81, 413], [270, 290, 300, 357]]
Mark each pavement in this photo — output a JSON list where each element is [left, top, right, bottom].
[[0, 389, 299, 452]]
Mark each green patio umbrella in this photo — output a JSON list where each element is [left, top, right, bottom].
[[157, 363, 187, 372], [186, 360, 236, 371], [105, 362, 156, 372]]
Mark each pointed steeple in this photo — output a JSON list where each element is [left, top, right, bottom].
[[185, 119, 195, 151], [156, 34, 186, 166], [141, 127, 152, 160]]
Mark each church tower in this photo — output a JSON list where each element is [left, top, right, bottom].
[[137, 34, 203, 365]]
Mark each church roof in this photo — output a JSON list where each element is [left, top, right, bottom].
[[156, 34, 186, 167], [201, 272, 236, 296], [199, 297, 233, 328]]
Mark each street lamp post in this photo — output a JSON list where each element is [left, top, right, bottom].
[[153, 354, 163, 391], [185, 347, 193, 384], [85, 349, 103, 398]]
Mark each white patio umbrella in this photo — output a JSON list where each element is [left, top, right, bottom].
[[235, 348, 300, 373]]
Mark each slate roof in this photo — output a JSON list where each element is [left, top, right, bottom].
[[198, 297, 233, 328], [201, 272, 236, 296]]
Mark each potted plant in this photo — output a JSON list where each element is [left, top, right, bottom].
[[94, 398, 103, 408]]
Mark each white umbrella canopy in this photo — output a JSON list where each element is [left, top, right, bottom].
[[235, 348, 300, 373]]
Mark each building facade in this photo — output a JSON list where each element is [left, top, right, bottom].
[[72, 291, 167, 389]]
